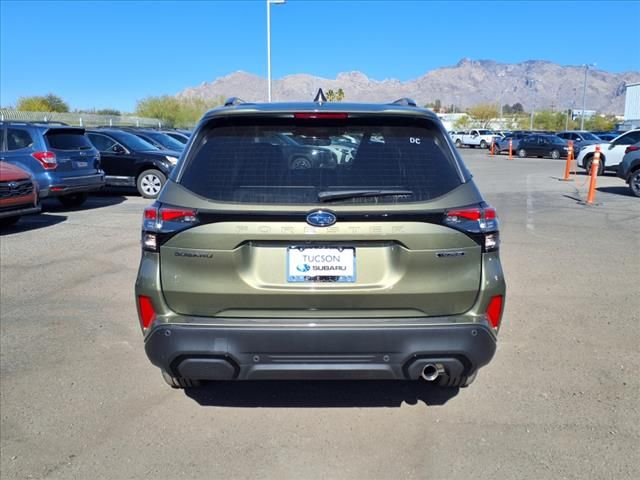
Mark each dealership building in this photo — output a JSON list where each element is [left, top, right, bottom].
[[621, 82, 640, 130]]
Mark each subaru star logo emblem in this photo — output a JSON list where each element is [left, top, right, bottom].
[[306, 210, 336, 227]]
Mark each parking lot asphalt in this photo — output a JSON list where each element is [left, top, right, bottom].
[[1, 150, 639, 480]]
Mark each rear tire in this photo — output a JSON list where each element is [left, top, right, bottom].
[[518, 148, 527, 158], [57, 192, 88, 207], [480, 140, 487, 149], [161, 370, 201, 389], [629, 169, 640, 197], [584, 155, 605, 176], [0, 216, 20, 228], [137, 169, 166, 199]]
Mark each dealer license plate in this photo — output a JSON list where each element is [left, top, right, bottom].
[[287, 247, 356, 283]]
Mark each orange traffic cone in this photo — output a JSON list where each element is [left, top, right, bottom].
[[586, 145, 600, 205]]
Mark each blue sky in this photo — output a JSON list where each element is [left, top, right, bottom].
[[1, 0, 639, 112]]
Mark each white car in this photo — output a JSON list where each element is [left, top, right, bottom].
[[451, 129, 496, 149], [576, 129, 640, 175]]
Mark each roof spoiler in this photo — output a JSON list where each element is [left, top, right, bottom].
[[223, 97, 246, 107], [390, 98, 417, 107]]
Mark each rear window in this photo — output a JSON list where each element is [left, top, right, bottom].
[[179, 117, 464, 205], [45, 130, 93, 150]]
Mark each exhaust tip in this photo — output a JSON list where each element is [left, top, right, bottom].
[[421, 363, 444, 382]]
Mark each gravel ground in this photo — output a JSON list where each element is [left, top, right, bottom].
[[1, 149, 638, 479]]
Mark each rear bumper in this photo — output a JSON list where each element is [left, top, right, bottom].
[[41, 172, 105, 197], [144, 322, 497, 381]]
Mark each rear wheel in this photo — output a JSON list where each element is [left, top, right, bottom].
[[0, 216, 20, 228], [584, 155, 605, 176], [137, 169, 166, 199], [480, 140, 487, 149], [518, 148, 527, 158], [629, 169, 640, 197], [161, 370, 201, 389], [57, 192, 88, 207], [550, 149, 560, 159]]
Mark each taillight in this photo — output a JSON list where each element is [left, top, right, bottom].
[[625, 145, 639, 154], [444, 205, 499, 252], [31, 151, 57, 170], [137, 295, 156, 329], [486, 295, 504, 330], [142, 204, 198, 252]]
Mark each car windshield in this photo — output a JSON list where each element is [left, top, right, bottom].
[[110, 131, 158, 151], [180, 118, 464, 205], [144, 132, 185, 150], [551, 136, 566, 144]]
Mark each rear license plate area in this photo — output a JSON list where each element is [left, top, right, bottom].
[[287, 246, 356, 283]]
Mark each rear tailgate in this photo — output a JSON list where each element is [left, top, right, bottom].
[[44, 128, 101, 177], [159, 216, 481, 318], [156, 112, 484, 319]]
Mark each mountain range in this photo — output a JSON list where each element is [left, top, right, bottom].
[[177, 59, 640, 115]]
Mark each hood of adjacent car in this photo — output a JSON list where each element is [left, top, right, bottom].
[[0, 161, 32, 182]]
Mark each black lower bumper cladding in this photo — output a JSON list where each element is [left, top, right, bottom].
[[145, 322, 497, 381]]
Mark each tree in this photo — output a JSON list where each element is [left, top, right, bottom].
[[453, 115, 471, 130], [511, 103, 524, 114], [16, 93, 69, 112], [43, 94, 69, 112], [135, 95, 224, 127], [584, 115, 616, 131], [467, 103, 499, 128], [533, 110, 566, 131], [326, 88, 345, 102], [96, 108, 121, 116]]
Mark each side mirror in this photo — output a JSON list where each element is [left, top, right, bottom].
[[112, 144, 126, 154], [608, 143, 615, 150]]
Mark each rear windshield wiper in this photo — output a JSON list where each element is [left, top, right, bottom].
[[318, 189, 414, 202]]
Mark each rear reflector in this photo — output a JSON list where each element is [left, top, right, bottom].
[[486, 295, 504, 330], [31, 151, 57, 170], [294, 113, 348, 119], [137, 295, 156, 329]]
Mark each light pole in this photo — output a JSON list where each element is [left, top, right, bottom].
[[530, 81, 537, 130], [267, 0, 285, 102], [580, 63, 596, 130]]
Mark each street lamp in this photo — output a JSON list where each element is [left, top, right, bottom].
[[580, 63, 596, 130], [530, 80, 538, 130], [267, 0, 286, 102]]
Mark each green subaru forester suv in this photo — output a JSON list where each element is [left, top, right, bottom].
[[135, 95, 506, 389]]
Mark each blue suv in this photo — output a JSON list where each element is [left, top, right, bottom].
[[0, 122, 105, 207]]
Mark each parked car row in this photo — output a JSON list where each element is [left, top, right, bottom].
[[0, 122, 194, 227], [486, 128, 640, 196]]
